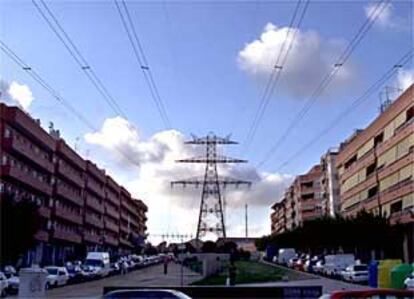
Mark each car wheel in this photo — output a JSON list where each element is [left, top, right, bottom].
[[1, 289, 6, 298], [45, 282, 50, 290]]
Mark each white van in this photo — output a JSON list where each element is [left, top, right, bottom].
[[84, 252, 111, 278], [277, 248, 297, 265], [323, 254, 355, 277]]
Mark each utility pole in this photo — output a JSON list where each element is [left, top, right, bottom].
[[171, 133, 251, 240]]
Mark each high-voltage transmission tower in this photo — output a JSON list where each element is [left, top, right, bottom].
[[171, 133, 251, 240]]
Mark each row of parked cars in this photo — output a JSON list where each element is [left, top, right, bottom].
[[0, 252, 170, 297], [274, 248, 369, 283], [272, 248, 414, 289]]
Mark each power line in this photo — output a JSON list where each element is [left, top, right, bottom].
[[256, 0, 391, 168], [114, 0, 172, 129], [0, 40, 141, 167], [32, 0, 127, 118], [275, 49, 413, 171], [242, 0, 309, 154]]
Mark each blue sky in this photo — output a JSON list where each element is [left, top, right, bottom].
[[1, 0, 413, 240]]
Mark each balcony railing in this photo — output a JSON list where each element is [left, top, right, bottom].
[[104, 234, 119, 246], [83, 232, 102, 244], [105, 205, 120, 220], [55, 184, 84, 206], [56, 162, 84, 187], [85, 195, 104, 214], [3, 137, 54, 173], [389, 208, 414, 225], [1, 165, 53, 195], [85, 179, 105, 198], [84, 215, 104, 229], [106, 192, 120, 206], [35, 230, 49, 242], [53, 227, 82, 244], [38, 206, 51, 218], [104, 219, 119, 233], [54, 205, 83, 225]]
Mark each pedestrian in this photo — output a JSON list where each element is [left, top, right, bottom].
[[163, 256, 169, 275]]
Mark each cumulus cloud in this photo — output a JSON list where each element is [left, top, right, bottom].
[[0, 79, 34, 110], [84, 117, 293, 240], [364, 2, 394, 28], [237, 23, 353, 98], [396, 68, 414, 91]]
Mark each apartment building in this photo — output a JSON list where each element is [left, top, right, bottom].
[[336, 85, 413, 221], [0, 103, 148, 265], [271, 164, 324, 235], [336, 84, 413, 261]]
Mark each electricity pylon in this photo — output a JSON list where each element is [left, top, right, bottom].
[[171, 133, 251, 240]]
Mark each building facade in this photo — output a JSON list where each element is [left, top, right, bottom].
[[271, 164, 324, 235], [0, 103, 148, 266], [320, 149, 340, 217]]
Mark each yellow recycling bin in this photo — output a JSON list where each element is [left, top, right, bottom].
[[378, 259, 402, 288]]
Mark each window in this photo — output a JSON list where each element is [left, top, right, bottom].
[[344, 154, 357, 169], [406, 106, 414, 122], [390, 201, 402, 214], [366, 162, 376, 177], [374, 132, 383, 147], [367, 185, 378, 198]]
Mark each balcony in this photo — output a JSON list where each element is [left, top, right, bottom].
[[54, 205, 83, 225], [121, 199, 134, 213], [1, 165, 53, 195], [105, 205, 120, 220], [38, 206, 51, 218], [85, 179, 105, 198], [55, 184, 83, 206], [85, 195, 104, 214], [53, 227, 82, 244], [35, 230, 49, 242], [57, 140, 86, 170], [104, 219, 119, 233], [84, 215, 104, 229], [389, 208, 414, 225], [104, 234, 119, 246], [106, 191, 120, 207], [56, 162, 84, 187], [83, 232, 102, 244], [119, 237, 132, 248], [2, 137, 54, 173]]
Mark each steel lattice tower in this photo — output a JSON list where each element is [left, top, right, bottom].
[[171, 133, 251, 240]]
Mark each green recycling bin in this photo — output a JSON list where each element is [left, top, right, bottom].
[[390, 263, 413, 289]]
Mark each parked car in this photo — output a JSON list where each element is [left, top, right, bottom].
[[304, 258, 319, 273], [319, 288, 414, 299], [84, 252, 111, 278], [277, 248, 297, 265], [294, 258, 306, 271], [340, 264, 368, 283], [66, 264, 84, 283], [3, 266, 16, 277], [313, 260, 325, 274], [287, 257, 299, 268], [110, 263, 121, 276], [404, 271, 414, 290], [104, 289, 193, 299], [0, 272, 9, 297], [5, 274, 19, 294], [44, 266, 69, 288]]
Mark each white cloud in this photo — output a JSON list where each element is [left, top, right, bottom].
[[0, 79, 34, 110], [237, 23, 353, 98], [84, 117, 293, 242], [396, 68, 414, 91], [364, 2, 394, 28]]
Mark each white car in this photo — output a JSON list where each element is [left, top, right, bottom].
[[341, 264, 368, 282], [5, 275, 19, 294], [0, 272, 8, 297], [313, 260, 325, 274], [44, 266, 69, 288], [405, 272, 414, 290]]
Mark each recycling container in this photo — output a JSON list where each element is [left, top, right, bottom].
[[378, 259, 402, 288], [368, 260, 378, 288], [390, 263, 413, 289]]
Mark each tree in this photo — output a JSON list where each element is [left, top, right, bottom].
[[201, 240, 217, 253], [143, 243, 158, 255], [1, 193, 41, 265]]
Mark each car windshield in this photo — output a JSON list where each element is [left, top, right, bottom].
[[84, 260, 103, 267], [1, 1, 413, 298], [46, 268, 58, 275]]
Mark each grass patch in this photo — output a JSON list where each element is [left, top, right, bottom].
[[192, 261, 293, 285]]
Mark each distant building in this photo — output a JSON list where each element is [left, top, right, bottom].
[[216, 237, 258, 252], [271, 164, 324, 235], [0, 103, 148, 265], [320, 149, 340, 217]]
